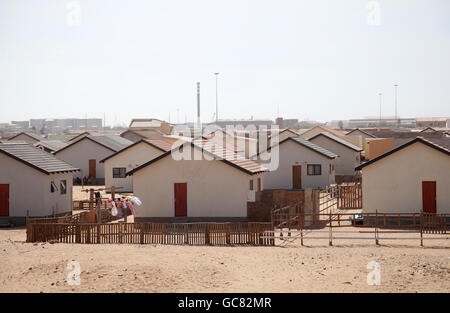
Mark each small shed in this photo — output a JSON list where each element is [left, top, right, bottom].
[[0, 142, 79, 225], [254, 137, 337, 190], [307, 132, 362, 176], [100, 139, 173, 192], [355, 137, 450, 214], [346, 128, 376, 150], [127, 141, 267, 222], [54, 135, 133, 184]]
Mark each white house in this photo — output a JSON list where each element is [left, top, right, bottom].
[[54, 135, 133, 184], [269, 129, 303, 146], [0, 142, 79, 225], [355, 137, 450, 214], [255, 137, 337, 190], [100, 139, 172, 193], [307, 132, 362, 176], [127, 141, 267, 222], [346, 128, 376, 150]]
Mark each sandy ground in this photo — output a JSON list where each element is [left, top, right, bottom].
[[0, 227, 449, 293], [72, 186, 111, 201]]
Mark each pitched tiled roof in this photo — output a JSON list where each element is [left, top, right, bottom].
[[0, 142, 79, 174], [288, 137, 338, 159], [35, 140, 68, 151], [144, 139, 173, 152], [346, 128, 377, 138], [7, 132, 43, 142], [55, 135, 133, 154], [99, 138, 173, 163], [127, 140, 268, 176], [355, 137, 450, 170], [308, 132, 362, 152], [253, 136, 338, 159]]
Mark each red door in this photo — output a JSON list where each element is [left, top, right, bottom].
[[174, 183, 187, 217], [89, 159, 96, 178], [292, 165, 302, 189], [0, 184, 9, 216], [422, 181, 436, 213]]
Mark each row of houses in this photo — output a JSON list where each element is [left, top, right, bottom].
[[1, 121, 449, 225]]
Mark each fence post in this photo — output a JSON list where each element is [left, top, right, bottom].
[[226, 223, 230, 245], [119, 222, 123, 244], [76, 225, 81, 243], [420, 213, 423, 247], [375, 210, 379, 245], [205, 223, 210, 245], [329, 213, 333, 246], [140, 223, 144, 244], [184, 224, 189, 244]]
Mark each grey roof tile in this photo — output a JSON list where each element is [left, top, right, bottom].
[[0, 142, 79, 174], [308, 132, 362, 151], [289, 137, 338, 159]]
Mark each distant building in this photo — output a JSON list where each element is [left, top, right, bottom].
[[275, 117, 299, 129], [11, 121, 29, 130], [30, 118, 103, 133], [416, 117, 448, 128], [210, 119, 275, 129], [128, 118, 173, 135]]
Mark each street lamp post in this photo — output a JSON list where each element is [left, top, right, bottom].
[[394, 84, 398, 124], [378, 93, 382, 127], [214, 73, 219, 123]]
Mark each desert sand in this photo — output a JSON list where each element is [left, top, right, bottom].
[[1, 226, 449, 293]]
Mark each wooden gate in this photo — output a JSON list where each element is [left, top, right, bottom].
[[338, 183, 362, 209], [421, 213, 448, 234]]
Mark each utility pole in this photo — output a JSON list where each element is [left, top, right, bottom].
[[378, 93, 382, 127], [214, 73, 219, 123], [394, 84, 398, 127]]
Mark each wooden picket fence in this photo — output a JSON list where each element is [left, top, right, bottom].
[[26, 222, 274, 246], [271, 209, 449, 234]]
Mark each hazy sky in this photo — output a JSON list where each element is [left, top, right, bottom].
[[1, 0, 449, 126]]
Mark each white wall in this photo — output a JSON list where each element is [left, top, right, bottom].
[[361, 142, 450, 214], [55, 138, 114, 179], [260, 140, 335, 190], [0, 153, 73, 217], [309, 135, 360, 175], [133, 151, 261, 218], [104, 142, 165, 192]]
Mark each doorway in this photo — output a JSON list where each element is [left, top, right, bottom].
[[422, 181, 436, 213], [89, 159, 96, 178], [174, 183, 187, 217], [292, 165, 302, 189], [0, 184, 9, 216]]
